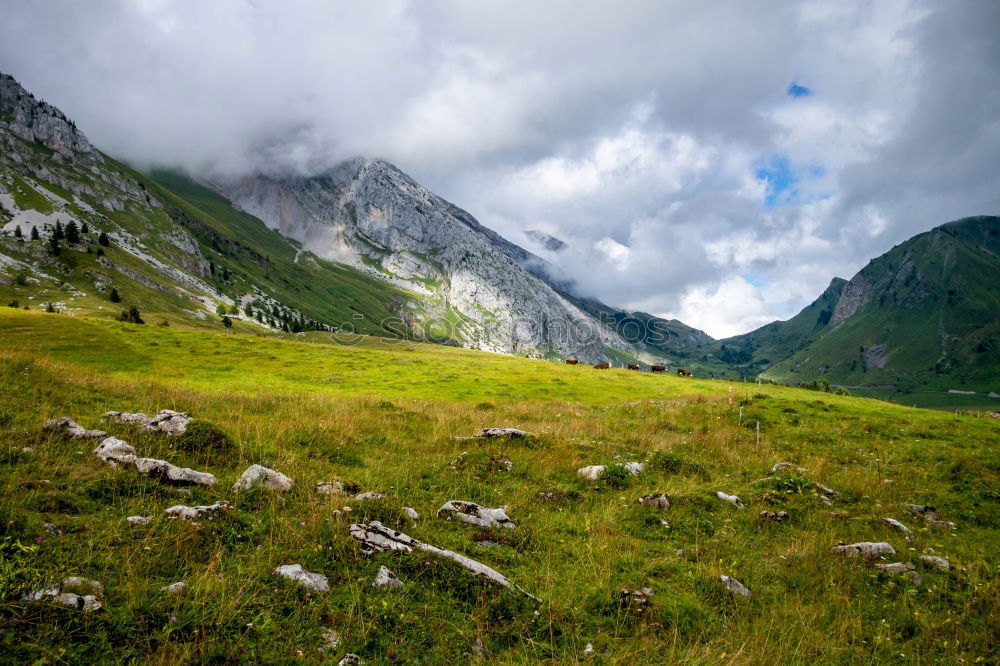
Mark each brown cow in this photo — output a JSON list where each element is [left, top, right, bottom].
[[565, 359, 580, 365], [593, 362, 611, 370], [627, 364, 640, 371], [676, 368, 693, 377], [650, 365, 667, 373]]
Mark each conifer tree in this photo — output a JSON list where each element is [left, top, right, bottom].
[[65, 220, 80, 244], [109, 287, 121, 303], [53, 221, 64, 242], [98, 231, 110, 247], [30, 226, 40, 241], [81, 222, 89, 234], [13, 226, 22, 239], [222, 315, 233, 328]]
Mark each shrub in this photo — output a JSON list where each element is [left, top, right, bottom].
[[98, 231, 110, 247], [174, 421, 235, 456], [599, 464, 634, 489], [118, 306, 144, 324]]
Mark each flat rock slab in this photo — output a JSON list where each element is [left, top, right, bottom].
[[472, 428, 529, 439], [352, 492, 385, 501], [103, 411, 151, 426], [577, 462, 646, 480], [165, 502, 225, 520], [233, 464, 292, 491], [143, 410, 192, 435], [720, 575, 752, 598], [45, 417, 106, 440], [372, 565, 403, 588], [161, 581, 186, 595], [716, 491, 745, 509], [638, 493, 672, 511], [92, 437, 137, 466], [274, 564, 330, 592], [438, 500, 515, 529], [135, 457, 217, 486], [831, 542, 896, 559], [127, 515, 151, 525], [920, 555, 950, 571], [348, 521, 537, 600], [771, 462, 806, 473], [882, 517, 910, 533]]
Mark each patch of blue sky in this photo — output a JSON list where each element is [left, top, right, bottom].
[[741, 273, 766, 287], [754, 154, 828, 209], [787, 81, 811, 97]]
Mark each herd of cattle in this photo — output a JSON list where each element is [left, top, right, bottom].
[[565, 359, 693, 376]]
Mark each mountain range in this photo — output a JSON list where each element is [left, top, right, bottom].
[[1, 71, 997, 407]]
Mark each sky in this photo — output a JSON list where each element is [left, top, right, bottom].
[[1, 0, 997, 338]]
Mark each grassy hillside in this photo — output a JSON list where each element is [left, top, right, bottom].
[[1, 308, 997, 664]]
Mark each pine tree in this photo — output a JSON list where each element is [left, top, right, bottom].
[[98, 231, 110, 247], [118, 306, 144, 324], [48, 235, 60, 256], [81, 222, 89, 234], [53, 221, 64, 242], [46, 302, 55, 313], [209, 261, 215, 276], [30, 226, 40, 241], [65, 220, 80, 244], [13, 226, 22, 239], [109, 287, 121, 303]]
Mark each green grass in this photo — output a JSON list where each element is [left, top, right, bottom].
[[1, 308, 997, 664]]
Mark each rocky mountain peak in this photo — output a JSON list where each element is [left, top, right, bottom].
[[0, 72, 102, 162]]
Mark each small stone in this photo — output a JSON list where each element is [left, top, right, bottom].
[[617, 586, 654, 614], [831, 542, 896, 559], [232, 464, 292, 492], [576, 465, 606, 480], [919, 555, 950, 571], [127, 515, 151, 525], [44, 417, 106, 440], [583, 643, 594, 656], [882, 517, 910, 533], [638, 493, 672, 511], [438, 500, 515, 529], [161, 581, 186, 595], [43, 523, 62, 536], [716, 491, 745, 509], [337, 655, 364, 666], [142, 409, 192, 435], [165, 502, 225, 520], [92, 437, 137, 466], [274, 564, 330, 592], [771, 462, 805, 473], [472, 428, 528, 439], [317, 628, 341, 653], [719, 575, 752, 598], [315, 481, 345, 496], [372, 565, 403, 588], [352, 492, 384, 501], [402, 507, 419, 520], [814, 483, 838, 497], [759, 510, 789, 522], [875, 562, 915, 575]]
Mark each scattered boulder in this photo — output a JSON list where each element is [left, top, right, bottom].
[[165, 501, 225, 520], [23, 577, 104, 611], [402, 507, 419, 520], [352, 492, 384, 501], [719, 575, 752, 598], [759, 510, 790, 522], [716, 491, 745, 509], [771, 462, 806, 473], [43, 523, 63, 536], [161, 581, 186, 595], [577, 462, 646, 480], [348, 521, 538, 600], [372, 565, 403, 588], [920, 555, 950, 571], [617, 586, 655, 614], [874, 561, 922, 583], [274, 564, 330, 592], [638, 493, 672, 511], [904, 504, 957, 530], [102, 411, 151, 427], [44, 417, 106, 440], [831, 542, 896, 559], [315, 481, 345, 496], [92, 437, 137, 466], [232, 464, 292, 492], [134, 457, 217, 486], [143, 409, 192, 435], [438, 501, 515, 529], [813, 483, 838, 497], [471, 428, 528, 439], [338, 655, 364, 666], [882, 517, 910, 533], [127, 515, 151, 526]]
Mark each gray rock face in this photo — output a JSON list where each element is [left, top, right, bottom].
[[45, 417, 106, 440], [216, 158, 640, 362], [92, 437, 137, 466], [0, 73, 103, 162], [143, 410, 192, 435], [577, 462, 646, 480], [274, 564, 330, 592], [438, 501, 515, 529], [233, 464, 292, 491], [134, 457, 217, 487], [372, 565, 403, 588], [832, 542, 896, 559]]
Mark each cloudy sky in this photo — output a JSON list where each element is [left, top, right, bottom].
[[1, 1, 997, 337]]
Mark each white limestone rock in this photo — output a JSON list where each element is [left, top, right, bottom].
[[920, 555, 950, 571], [232, 464, 292, 492], [315, 481, 345, 496], [438, 500, 515, 529], [142, 410, 192, 435], [274, 564, 329, 592], [134, 457, 217, 487], [882, 517, 910, 533], [92, 437, 137, 466], [402, 507, 419, 520], [372, 565, 403, 588], [45, 417, 106, 440], [716, 491, 745, 509], [127, 515, 151, 526], [102, 411, 152, 427], [161, 581, 187, 595], [719, 575, 752, 598], [831, 542, 896, 559], [638, 493, 672, 511], [165, 501, 225, 520], [472, 428, 528, 439]]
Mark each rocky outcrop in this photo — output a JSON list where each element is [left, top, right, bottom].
[[617, 587, 655, 614], [143, 410, 192, 435], [577, 462, 646, 480], [0, 73, 103, 162], [882, 517, 910, 533], [438, 501, 515, 529], [92, 438, 137, 466], [233, 465, 292, 491], [315, 481, 345, 496], [471, 428, 529, 439]]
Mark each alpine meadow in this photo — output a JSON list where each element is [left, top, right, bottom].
[[1, 2, 999, 665]]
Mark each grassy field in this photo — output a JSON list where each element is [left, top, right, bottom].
[[1, 308, 998, 664]]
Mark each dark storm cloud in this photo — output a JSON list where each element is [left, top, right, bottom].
[[0, 0, 996, 337]]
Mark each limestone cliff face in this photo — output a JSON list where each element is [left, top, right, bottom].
[[217, 158, 636, 361], [0, 73, 102, 162]]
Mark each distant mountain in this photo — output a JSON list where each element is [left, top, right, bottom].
[[525, 229, 567, 252], [696, 216, 1000, 407]]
